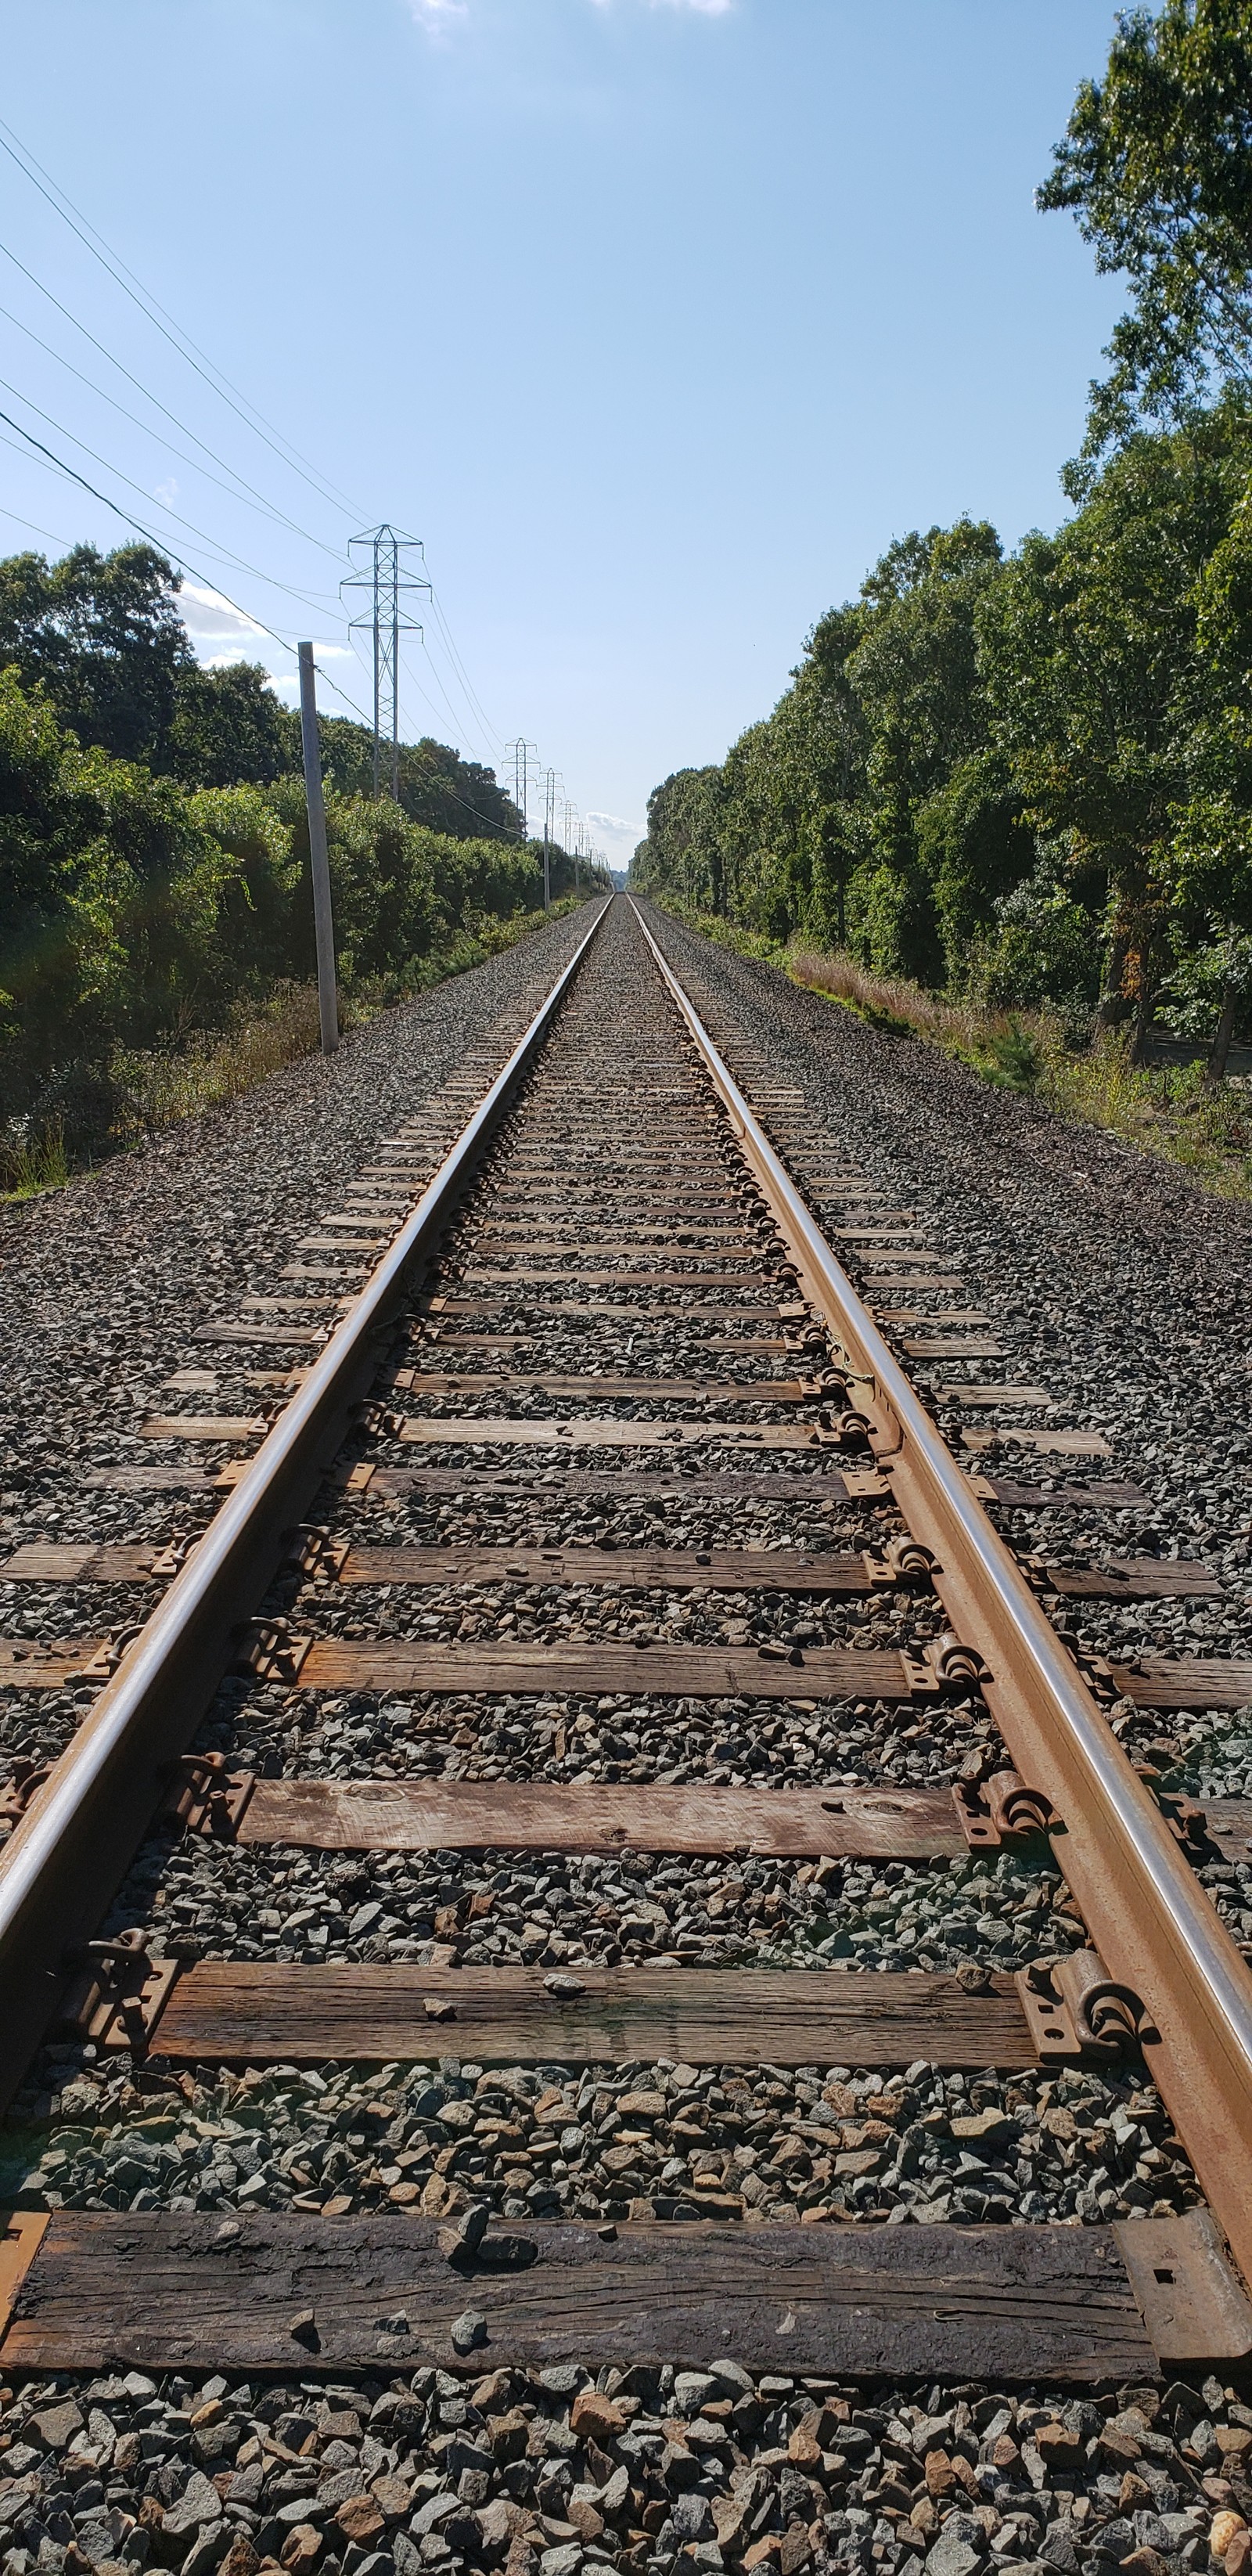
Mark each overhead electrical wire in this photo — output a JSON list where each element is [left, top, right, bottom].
[[0, 154, 512, 799], [0, 406, 383, 737], [394, 639, 489, 767], [418, 632, 496, 764], [0, 128, 549, 823], [0, 498, 72, 548], [426, 581, 505, 753], [0, 236, 356, 553], [0, 289, 349, 560], [0, 373, 344, 618], [0, 397, 498, 774], [0, 405, 304, 658], [0, 117, 363, 522], [422, 615, 499, 765], [3, 398, 562, 839]]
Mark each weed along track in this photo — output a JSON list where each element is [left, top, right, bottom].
[[2, 896, 1252, 2575]]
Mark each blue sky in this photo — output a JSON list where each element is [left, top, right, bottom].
[[0, 0, 1122, 867]]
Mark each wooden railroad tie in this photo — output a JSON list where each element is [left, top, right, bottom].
[[1, 1628, 1247, 1708], [0, 2207, 1244, 2378], [158, 1767, 1247, 1868], [58, 1951, 1166, 2075], [1, 1536, 1219, 1605]]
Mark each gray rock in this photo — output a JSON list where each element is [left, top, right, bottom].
[[161, 2477, 225, 2542], [318, 2474, 367, 2512], [178, 2529, 232, 2576], [410, 2495, 459, 2539], [674, 2374, 718, 2416], [449, 2309, 487, 2355], [1040, 2525, 1081, 2574], [2, 2448, 45, 2481], [671, 2495, 715, 2542], [30, 2408, 84, 2453], [476, 2501, 515, 2553], [926, 2538, 984, 2576], [1132, 2517, 1175, 2554], [74, 2517, 131, 2571], [538, 2549, 583, 2576]]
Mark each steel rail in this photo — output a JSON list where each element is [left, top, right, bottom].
[[0, 899, 611, 2105], [631, 895, 1252, 2290]]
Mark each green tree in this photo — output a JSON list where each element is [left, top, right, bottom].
[[978, 413, 1247, 1044], [1039, 0, 1252, 462], [846, 520, 1007, 978], [0, 543, 190, 766], [168, 660, 290, 787], [303, 714, 523, 841]]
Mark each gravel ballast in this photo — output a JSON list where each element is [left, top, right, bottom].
[[2, 898, 1251, 2576]]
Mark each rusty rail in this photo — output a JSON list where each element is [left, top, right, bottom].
[[0, 901, 610, 2103], [631, 895, 1252, 2293]]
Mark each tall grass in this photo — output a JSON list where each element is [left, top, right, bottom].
[[668, 903, 1252, 1199], [0, 1119, 70, 1201], [107, 899, 586, 1147], [110, 982, 326, 1139]]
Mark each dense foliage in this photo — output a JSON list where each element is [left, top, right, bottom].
[[0, 542, 524, 836], [632, 1, 1252, 1072], [1038, 0, 1252, 463], [0, 546, 585, 1144]]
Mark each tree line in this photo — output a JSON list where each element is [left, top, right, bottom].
[[0, 544, 587, 1144], [630, 0, 1252, 1075]]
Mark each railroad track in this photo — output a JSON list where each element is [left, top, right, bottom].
[[2, 891, 1252, 2549]]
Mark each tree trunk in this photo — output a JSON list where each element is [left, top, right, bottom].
[[1206, 983, 1238, 1083], [1098, 925, 1131, 1029], [1129, 953, 1156, 1066]]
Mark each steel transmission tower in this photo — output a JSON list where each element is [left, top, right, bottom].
[[342, 528, 429, 799], [504, 739, 537, 839], [541, 766, 560, 913]]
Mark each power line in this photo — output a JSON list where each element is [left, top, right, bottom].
[[0, 138, 522, 817], [0, 498, 73, 549], [0, 115, 364, 522], [0, 371, 344, 618], [0, 127, 574, 852], [395, 639, 489, 762], [0, 288, 348, 560], [0, 403, 304, 664], [0, 413, 548, 852], [0, 410, 518, 821], [426, 580, 504, 751], [419, 629, 494, 764]]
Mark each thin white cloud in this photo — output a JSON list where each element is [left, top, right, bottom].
[[179, 582, 266, 643], [408, 0, 729, 26], [588, 810, 644, 846], [201, 650, 277, 675], [590, 0, 733, 13], [154, 477, 179, 508], [407, 0, 468, 31]]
